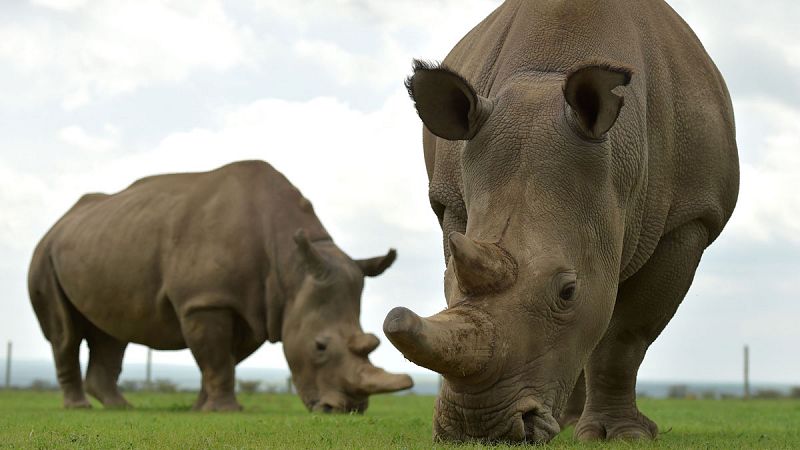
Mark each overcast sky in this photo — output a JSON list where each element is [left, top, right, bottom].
[[1, 0, 798, 385]]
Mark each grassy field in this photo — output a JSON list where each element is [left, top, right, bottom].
[[0, 391, 798, 449]]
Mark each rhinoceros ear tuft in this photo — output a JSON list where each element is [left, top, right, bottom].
[[564, 63, 632, 139], [355, 249, 397, 277], [405, 59, 493, 141]]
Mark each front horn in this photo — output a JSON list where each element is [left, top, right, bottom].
[[448, 232, 517, 296], [383, 305, 495, 378], [357, 365, 414, 395]]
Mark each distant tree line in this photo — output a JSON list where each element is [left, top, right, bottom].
[[18, 377, 292, 394], [649, 384, 800, 400], [16, 378, 800, 400]]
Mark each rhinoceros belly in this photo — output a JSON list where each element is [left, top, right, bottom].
[[51, 230, 187, 350]]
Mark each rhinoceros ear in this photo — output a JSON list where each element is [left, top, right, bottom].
[[355, 249, 396, 277], [564, 64, 632, 139], [405, 59, 493, 141]]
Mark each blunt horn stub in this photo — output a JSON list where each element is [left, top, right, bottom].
[[383, 305, 495, 378], [448, 232, 517, 296]]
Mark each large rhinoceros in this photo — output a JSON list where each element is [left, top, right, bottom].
[[384, 0, 739, 443], [29, 160, 412, 412]]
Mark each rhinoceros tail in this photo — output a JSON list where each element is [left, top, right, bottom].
[[28, 245, 81, 344]]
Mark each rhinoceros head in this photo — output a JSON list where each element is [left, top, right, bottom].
[[282, 229, 412, 413], [385, 60, 633, 442]]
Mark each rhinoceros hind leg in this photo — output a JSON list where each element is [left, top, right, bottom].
[[33, 276, 91, 409], [52, 332, 91, 410], [182, 307, 242, 412], [84, 324, 131, 409], [576, 220, 709, 441]]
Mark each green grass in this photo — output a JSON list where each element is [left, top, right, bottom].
[[0, 391, 798, 449]]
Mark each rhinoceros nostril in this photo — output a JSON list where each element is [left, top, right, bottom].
[[522, 409, 537, 439], [321, 403, 333, 413], [521, 408, 561, 444]]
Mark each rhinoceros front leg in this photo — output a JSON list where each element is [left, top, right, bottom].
[[193, 387, 208, 410], [558, 371, 586, 428], [576, 220, 709, 441], [181, 308, 242, 412]]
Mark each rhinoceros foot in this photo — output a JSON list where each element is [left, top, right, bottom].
[[85, 381, 131, 409], [63, 397, 92, 409], [574, 409, 658, 441], [193, 394, 242, 412], [97, 396, 132, 409], [99, 398, 132, 409], [558, 411, 581, 429]]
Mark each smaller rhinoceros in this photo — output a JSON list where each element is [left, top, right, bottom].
[[28, 160, 412, 412]]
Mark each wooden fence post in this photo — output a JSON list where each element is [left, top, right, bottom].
[[146, 347, 152, 387], [744, 345, 750, 400], [4, 341, 10, 389]]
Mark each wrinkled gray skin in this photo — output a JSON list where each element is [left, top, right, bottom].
[[384, 0, 738, 443], [29, 160, 412, 412]]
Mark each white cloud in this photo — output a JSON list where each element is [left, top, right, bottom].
[[81, 91, 434, 233], [1, 0, 498, 108], [668, 0, 800, 50], [667, 0, 800, 99], [0, 166, 52, 253], [250, 0, 499, 32], [725, 98, 800, 243], [30, 0, 88, 11], [292, 38, 408, 89], [58, 125, 119, 153], [246, 0, 500, 89], [0, 0, 254, 108]]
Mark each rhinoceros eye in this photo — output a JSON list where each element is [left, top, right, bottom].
[[554, 271, 578, 303], [559, 282, 576, 301], [315, 337, 329, 352]]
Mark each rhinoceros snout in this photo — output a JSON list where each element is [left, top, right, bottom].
[[521, 408, 561, 444], [432, 395, 561, 444], [311, 398, 368, 414]]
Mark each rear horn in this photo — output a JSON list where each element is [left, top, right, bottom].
[[293, 229, 328, 278], [349, 333, 380, 357], [448, 232, 517, 296]]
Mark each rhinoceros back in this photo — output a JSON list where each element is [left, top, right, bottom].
[[32, 160, 327, 349], [434, 0, 738, 278]]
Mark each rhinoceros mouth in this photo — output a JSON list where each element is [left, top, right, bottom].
[[433, 393, 561, 443], [308, 397, 368, 414]]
